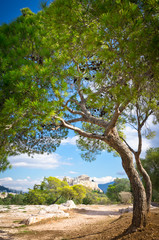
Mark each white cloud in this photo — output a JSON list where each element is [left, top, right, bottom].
[[0, 175, 116, 191], [0, 177, 42, 192], [91, 176, 115, 184], [61, 136, 79, 145], [8, 153, 71, 169], [0, 177, 13, 182], [123, 118, 159, 157], [69, 171, 78, 174]]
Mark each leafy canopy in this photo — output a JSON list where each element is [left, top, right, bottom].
[[26, 176, 87, 204], [0, 0, 158, 168]]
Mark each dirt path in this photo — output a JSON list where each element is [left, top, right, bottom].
[[0, 204, 128, 240], [29, 205, 122, 231], [0, 204, 159, 240]]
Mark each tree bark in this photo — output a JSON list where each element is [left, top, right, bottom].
[[105, 127, 147, 231], [135, 154, 152, 213], [52, 195, 61, 204]]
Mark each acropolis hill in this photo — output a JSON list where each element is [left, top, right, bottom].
[[63, 175, 103, 192]]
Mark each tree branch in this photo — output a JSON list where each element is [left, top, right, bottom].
[[136, 105, 153, 156], [120, 136, 136, 154], [65, 105, 85, 116], [67, 118, 85, 123], [105, 104, 120, 134], [64, 98, 109, 128], [54, 116, 105, 140]]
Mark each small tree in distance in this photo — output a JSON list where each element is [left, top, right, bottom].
[[106, 178, 131, 203]]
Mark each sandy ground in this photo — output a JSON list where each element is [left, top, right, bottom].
[[0, 204, 159, 240], [0, 204, 129, 239]]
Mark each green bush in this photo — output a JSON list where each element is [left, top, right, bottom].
[[106, 178, 131, 203], [83, 189, 109, 205]]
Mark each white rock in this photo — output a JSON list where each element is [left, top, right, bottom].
[[45, 204, 59, 212], [38, 209, 47, 215], [0, 208, 9, 212], [60, 200, 76, 209], [23, 211, 69, 225], [64, 175, 103, 192], [49, 204, 59, 209]]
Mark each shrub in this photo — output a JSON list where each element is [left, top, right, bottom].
[[119, 191, 132, 204]]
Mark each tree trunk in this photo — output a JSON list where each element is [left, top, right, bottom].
[[135, 154, 152, 213], [105, 127, 147, 231], [52, 195, 61, 204]]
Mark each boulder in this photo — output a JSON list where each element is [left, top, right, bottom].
[[38, 209, 47, 215], [23, 211, 69, 225], [60, 200, 76, 209], [45, 204, 59, 212], [119, 206, 133, 214]]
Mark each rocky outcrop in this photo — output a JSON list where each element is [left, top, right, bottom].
[[60, 200, 76, 210], [23, 211, 69, 225], [21, 200, 76, 225], [63, 175, 102, 192]]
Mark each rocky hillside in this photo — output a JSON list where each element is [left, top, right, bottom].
[[63, 175, 103, 192]]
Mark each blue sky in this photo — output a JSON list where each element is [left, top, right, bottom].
[[0, 0, 44, 24], [0, 1, 159, 191]]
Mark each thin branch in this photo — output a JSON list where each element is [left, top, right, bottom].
[[140, 110, 153, 128], [54, 116, 105, 140], [136, 107, 153, 156], [3, 112, 28, 132], [64, 98, 109, 128], [120, 136, 136, 154], [67, 118, 85, 123], [65, 106, 85, 116], [126, 121, 138, 131], [135, 103, 143, 156]]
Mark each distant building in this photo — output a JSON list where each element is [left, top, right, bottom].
[[0, 192, 8, 199], [0, 192, 17, 199], [63, 175, 103, 192]]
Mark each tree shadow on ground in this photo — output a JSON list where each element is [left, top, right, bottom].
[[73, 209, 121, 216], [0, 230, 14, 240], [67, 227, 132, 240]]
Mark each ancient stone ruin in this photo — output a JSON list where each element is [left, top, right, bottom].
[[63, 175, 103, 192]]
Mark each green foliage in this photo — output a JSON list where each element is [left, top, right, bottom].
[[0, 147, 12, 172], [0, 177, 87, 205], [72, 185, 87, 204], [0, 177, 111, 205], [0, 193, 27, 205], [83, 189, 110, 205], [25, 189, 47, 205], [41, 176, 69, 190], [141, 148, 159, 201], [0, 0, 158, 167], [106, 178, 131, 202]]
